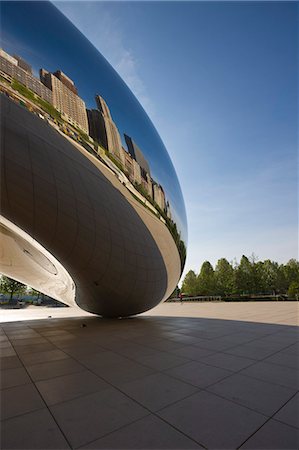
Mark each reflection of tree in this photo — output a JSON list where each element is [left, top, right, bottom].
[[11, 79, 61, 121], [0, 275, 25, 302]]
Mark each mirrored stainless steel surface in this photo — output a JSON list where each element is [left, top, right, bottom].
[[0, 1, 187, 316]]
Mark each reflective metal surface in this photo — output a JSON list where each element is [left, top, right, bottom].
[[0, 1, 187, 316]]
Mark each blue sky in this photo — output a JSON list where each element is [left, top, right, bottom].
[[55, 1, 298, 278], [3, 1, 297, 279]]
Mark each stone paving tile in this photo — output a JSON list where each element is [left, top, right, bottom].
[[194, 338, 240, 352], [273, 393, 299, 429], [283, 342, 299, 355], [207, 373, 296, 416], [106, 341, 158, 358], [36, 370, 111, 405], [1, 383, 45, 420], [134, 350, 188, 370], [167, 333, 204, 345], [239, 361, 299, 390], [1, 303, 298, 450], [158, 390, 268, 449], [224, 342, 284, 360], [263, 350, 298, 370], [118, 372, 198, 412], [60, 343, 108, 358], [165, 360, 232, 388], [88, 359, 155, 385], [240, 419, 299, 449], [0, 408, 70, 449], [26, 357, 86, 381], [168, 345, 215, 360], [10, 337, 48, 346], [41, 329, 75, 336], [80, 414, 203, 449], [142, 339, 189, 352], [0, 347, 16, 357], [200, 352, 255, 371], [0, 341, 13, 349], [79, 350, 131, 369], [0, 367, 31, 390], [50, 387, 149, 448], [14, 342, 56, 355], [47, 334, 78, 344], [0, 355, 22, 370], [19, 348, 69, 366]]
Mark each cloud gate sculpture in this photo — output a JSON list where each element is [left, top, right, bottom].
[[0, 1, 187, 317]]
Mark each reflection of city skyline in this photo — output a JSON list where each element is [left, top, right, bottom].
[[0, 1, 187, 246], [0, 47, 184, 241], [1, 13, 187, 245], [0, 47, 170, 215]]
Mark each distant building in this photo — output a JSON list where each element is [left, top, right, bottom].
[[0, 49, 52, 103], [132, 159, 142, 185], [124, 134, 151, 176], [40, 69, 88, 133], [143, 173, 153, 199], [86, 108, 108, 150], [166, 200, 172, 220], [123, 148, 134, 181], [153, 183, 166, 211], [0, 49, 18, 66], [53, 70, 78, 95], [95, 95, 123, 163], [13, 54, 32, 74]]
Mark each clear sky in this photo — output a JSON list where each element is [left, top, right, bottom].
[[56, 1, 297, 278]]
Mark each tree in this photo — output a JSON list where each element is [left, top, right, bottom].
[[234, 255, 255, 295], [284, 259, 299, 288], [287, 281, 299, 299], [197, 261, 215, 295], [0, 276, 26, 302], [214, 258, 234, 296], [181, 270, 198, 296], [260, 260, 280, 294]]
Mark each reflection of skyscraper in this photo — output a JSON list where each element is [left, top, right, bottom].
[[86, 109, 108, 150], [124, 134, 151, 176], [0, 49, 52, 103], [12, 54, 32, 74], [153, 183, 166, 211], [95, 95, 123, 163], [53, 70, 78, 95], [40, 69, 88, 133]]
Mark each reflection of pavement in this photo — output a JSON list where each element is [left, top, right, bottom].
[[0, 305, 93, 323], [1, 302, 298, 449]]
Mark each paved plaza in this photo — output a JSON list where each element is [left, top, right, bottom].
[[0, 302, 298, 449]]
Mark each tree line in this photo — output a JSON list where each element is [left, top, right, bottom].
[[181, 256, 299, 299]]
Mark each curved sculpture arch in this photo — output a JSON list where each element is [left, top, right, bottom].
[[0, 1, 187, 317]]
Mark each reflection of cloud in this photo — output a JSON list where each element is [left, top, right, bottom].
[[53, 1, 154, 116]]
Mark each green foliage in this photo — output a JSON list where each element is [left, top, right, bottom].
[[215, 258, 234, 296], [180, 256, 299, 298], [11, 79, 61, 120], [284, 259, 299, 286], [197, 261, 215, 295], [287, 281, 299, 299], [107, 153, 124, 171], [0, 276, 26, 301], [181, 270, 198, 296]]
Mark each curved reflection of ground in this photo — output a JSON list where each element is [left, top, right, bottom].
[[0, 95, 181, 317]]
